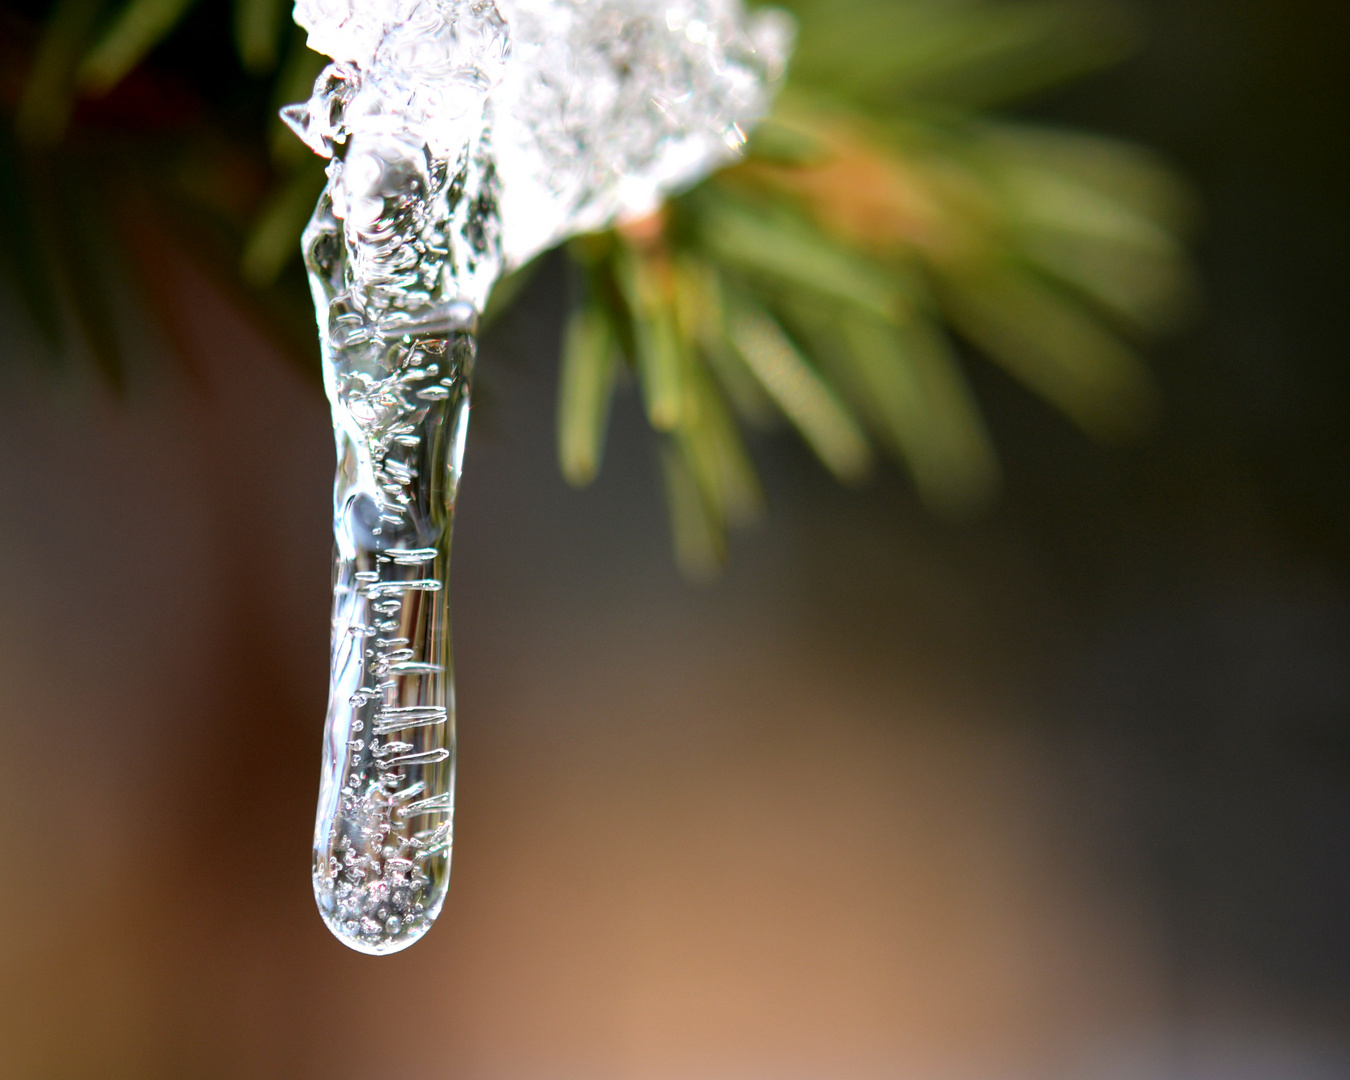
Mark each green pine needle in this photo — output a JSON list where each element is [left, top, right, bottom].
[[78, 0, 200, 94], [557, 300, 619, 486]]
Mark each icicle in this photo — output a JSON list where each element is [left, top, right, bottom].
[[285, 0, 790, 953]]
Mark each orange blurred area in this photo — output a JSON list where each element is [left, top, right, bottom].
[[0, 248, 1129, 1076], [0, 231, 1345, 1078]]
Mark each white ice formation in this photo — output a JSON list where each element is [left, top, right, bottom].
[[285, 0, 791, 308]]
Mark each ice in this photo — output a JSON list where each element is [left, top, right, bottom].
[[285, 0, 790, 306], [287, 0, 790, 954]]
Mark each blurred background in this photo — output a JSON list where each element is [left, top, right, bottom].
[[1, 0, 1349, 1077]]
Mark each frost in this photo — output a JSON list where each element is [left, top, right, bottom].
[[284, 0, 791, 308]]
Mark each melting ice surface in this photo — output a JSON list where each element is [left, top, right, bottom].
[[286, 0, 789, 953]]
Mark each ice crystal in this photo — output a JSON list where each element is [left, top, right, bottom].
[[285, 0, 790, 305]]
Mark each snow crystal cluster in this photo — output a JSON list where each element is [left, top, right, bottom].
[[284, 0, 791, 309]]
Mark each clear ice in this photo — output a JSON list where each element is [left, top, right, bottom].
[[285, 0, 790, 953]]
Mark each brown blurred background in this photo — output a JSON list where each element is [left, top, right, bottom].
[[1, 0, 1348, 1076]]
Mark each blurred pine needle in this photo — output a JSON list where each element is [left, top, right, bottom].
[[0, 0, 1196, 574]]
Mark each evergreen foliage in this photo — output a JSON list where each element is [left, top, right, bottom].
[[0, 0, 1194, 573]]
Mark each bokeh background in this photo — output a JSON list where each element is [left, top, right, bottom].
[[1, 0, 1349, 1076]]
